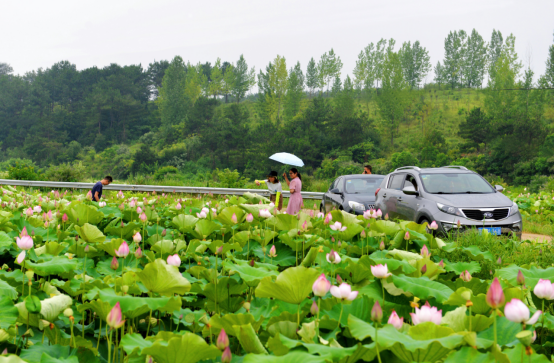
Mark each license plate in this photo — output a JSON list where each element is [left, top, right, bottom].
[[479, 227, 501, 235]]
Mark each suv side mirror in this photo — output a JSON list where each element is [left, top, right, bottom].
[[402, 185, 419, 196], [495, 185, 504, 192], [330, 188, 341, 195]]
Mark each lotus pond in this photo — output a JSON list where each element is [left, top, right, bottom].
[[1, 185, 554, 363]]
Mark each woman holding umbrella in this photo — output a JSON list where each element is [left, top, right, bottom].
[[283, 168, 303, 215]]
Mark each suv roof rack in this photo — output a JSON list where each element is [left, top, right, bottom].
[[442, 165, 469, 170], [394, 166, 421, 172]]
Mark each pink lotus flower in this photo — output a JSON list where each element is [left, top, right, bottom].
[[231, 213, 238, 224], [268, 245, 277, 258], [175, 202, 182, 210], [16, 251, 25, 264], [388, 311, 404, 329], [533, 279, 554, 300], [117, 191, 124, 199], [312, 274, 331, 297], [99, 202, 106, 207], [129, 200, 136, 208], [428, 221, 438, 230], [16, 236, 33, 250], [404, 231, 410, 240], [326, 249, 341, 264], [371, 264, 391, 279], [259, 209, 272, 218], [20, 227, 28, 237], [167, 254, 181, 266], [376, 209, 383, 218], [25, 207, 33, 217], [324, 213, 332, 225], [86, 191, 92, 200], [135, 247, 143, 259], [136, 207, 142, 214], [330, 283, 358, 301], [384, 213, 389, 220], [139, 212, 147, 223], [246, 213, 253, 223], [420, 245, 430, 258], [504, 299, 541, 324], [330, 222, 347, 232], [310, 300, 319, 315], [110, 256, 119, 270], [196, 211, 207, 219], [379, 240, 385, 250], [301, 220, 308, 231], [133, 232, 142, 243], [517, 270, 525, 286], [363, 209, 378, 219], [486, 277, 505, 309], [115, 241, 130, 257], [317, 212, 324, 218], [62, 213, 68, 223], [106, 302, 125, 329], [309, 210, 314, 218], [216, 328, 229, 350], [460, 270, 472, 282], [410, 304, 442, 325], [221, 347, 232, 363], [360, 230, 366, 238], [33, 206, 42, 213]]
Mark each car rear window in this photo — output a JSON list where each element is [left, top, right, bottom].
[[345, 177, 384, 194]]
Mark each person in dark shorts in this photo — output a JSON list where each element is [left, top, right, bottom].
[[91, 176, 113, 202], [255, 171, 283, 210]]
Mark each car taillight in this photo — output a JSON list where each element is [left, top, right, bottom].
[[375, 188, 380, 197]]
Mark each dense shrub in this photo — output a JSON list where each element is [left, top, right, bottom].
[[153, 165, 179, 180], [8, 162, 42, 181], [45, 161, 87, 182]]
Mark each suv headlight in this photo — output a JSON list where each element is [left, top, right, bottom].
[[348, 201, 365, 211], [436, 203, 464, 217], [509, 201, 519, 216]]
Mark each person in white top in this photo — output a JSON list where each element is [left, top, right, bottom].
[[255, 171, 283, 210]]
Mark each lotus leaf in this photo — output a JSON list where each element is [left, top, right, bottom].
[[391, 274, 454, 302], [141, 332, 221, 363], [255, 266, 320, 305], [137, 259, 191, 296], [73, 223, 106, 243]]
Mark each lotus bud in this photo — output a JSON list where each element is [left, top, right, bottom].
[[385, 213, 389, 220], [388, 310, 404, 329], [62, 213, 68, 223], [379, 240, 385, 251], [310, 300, 319, 315], [139, 213, 147, 223], [517, 270, 525, 286], [336, 274, 343, 284], [249, 259, 255, 267], [420, 245, 430, 258], [460, 270, 472, 282], [404, 231, 410, 240], [486, 277, 505, 309], [75, 235, 79, 241], [121, 285, 129, 294], [268, 245, 277, 258], [231, 213, 237, 224], [2, 348, 7, 355], [137, 207, 142, 214], [371, 301, 383, 323], [457, 220, 461, 228], [16, 251, 25, 264], [312, 274, 331, 297], [361, 230, 366, 238], [115, 241, 130, 257], [106, 302, 125, 329], [438, 259, 444, 268], [221, 347, 232, 363], [216, 329, 229, 350], [119, 203, 124, 211], [63, 308, 74, 318], [216, 246, 223, 255], [324, 213, 332, 225], [421, 265, 427, 274], [110, 256, 119, 270], [428, 221, 438, 230], [497, 257, 502, 265], [133, 232, 142, 243], [84, 245, 89, 253], [135, 247, 143, 259], [246, 213, 253, 223]]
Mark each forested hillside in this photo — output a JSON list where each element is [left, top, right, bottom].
[[0, 29, 553, 188]]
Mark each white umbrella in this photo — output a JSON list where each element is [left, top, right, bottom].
[[269, 152, 304, 167]]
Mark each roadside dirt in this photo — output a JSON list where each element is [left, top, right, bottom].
[[521, 233, 553, 243]]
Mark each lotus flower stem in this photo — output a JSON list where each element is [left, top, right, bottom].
[[297, 303, 301, 328], [107, 328, 113, 363], [337, 303, 344, 328], [468, 306, 472, 332], [215, 254, 219, 315], [493, 309, 498, 348], [381, 281, 385, 307], [97, 319, 102, 349], [247, 227, 250, 261], [375, 324, 383, 363], [316, 298, 321, 342], [82, 311, 86, 338], [146, 309, 153, 336]]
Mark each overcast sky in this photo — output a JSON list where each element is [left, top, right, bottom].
[[3, 0, 553, 84]]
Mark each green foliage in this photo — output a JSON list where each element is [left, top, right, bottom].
[[216, 168, 248, 188], [7, 162, 42, 181], [153, 165, 179, 180], [45, 161, 87, 182]]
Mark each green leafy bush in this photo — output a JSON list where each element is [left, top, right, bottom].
[[216, 168, 248, 188], [153, 166, 179, 180], [7, 162, 42, 181], [45, 161, 87, 182]]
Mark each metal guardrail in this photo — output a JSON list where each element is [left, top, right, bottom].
[[0, 179, 325, 200]]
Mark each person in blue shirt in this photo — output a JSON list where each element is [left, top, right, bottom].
[[91, 176, 113, 202]]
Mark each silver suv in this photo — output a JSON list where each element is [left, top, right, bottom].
[[374, 166, 522, 239]]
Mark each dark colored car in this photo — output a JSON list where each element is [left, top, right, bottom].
[[321, 174, 384, 215]]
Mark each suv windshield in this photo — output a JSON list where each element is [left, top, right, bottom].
[[344, 177, 384, 194], [420, 173, 495, 194]]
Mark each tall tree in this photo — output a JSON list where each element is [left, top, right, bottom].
[[209, 58, 223, 99], [488, 29, 504, 77], [157, 56, 188, 128], [399, 40, 431, 89], [544, 37, 554, 87], [231, 55, 255, 103], [317, 48, 343, 96], [377, 51, 408, 146], [443, 30, 465, 88], [283, 62, 305, 120], [434, 61, 445, 89], [461, 29, 487, 88], [147, 60, 170, 98], [185, 62, 207, 105], [305, 57, 319, 97], [0, 63, 14, 75], [374, 38, 388, 88], [266, 55, 288, 121]]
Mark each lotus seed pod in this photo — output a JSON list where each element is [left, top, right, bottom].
[[243, 301, 251, 311], [25, 270, 34, 280], [122, 285, 129, 293], [63, 308, 74, 317]]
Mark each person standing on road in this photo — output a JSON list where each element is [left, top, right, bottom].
[[91, 176, 113, 202], [255, 171, 283, 210], [363, 165, 372, 174], [283, 168, 303, 215]]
